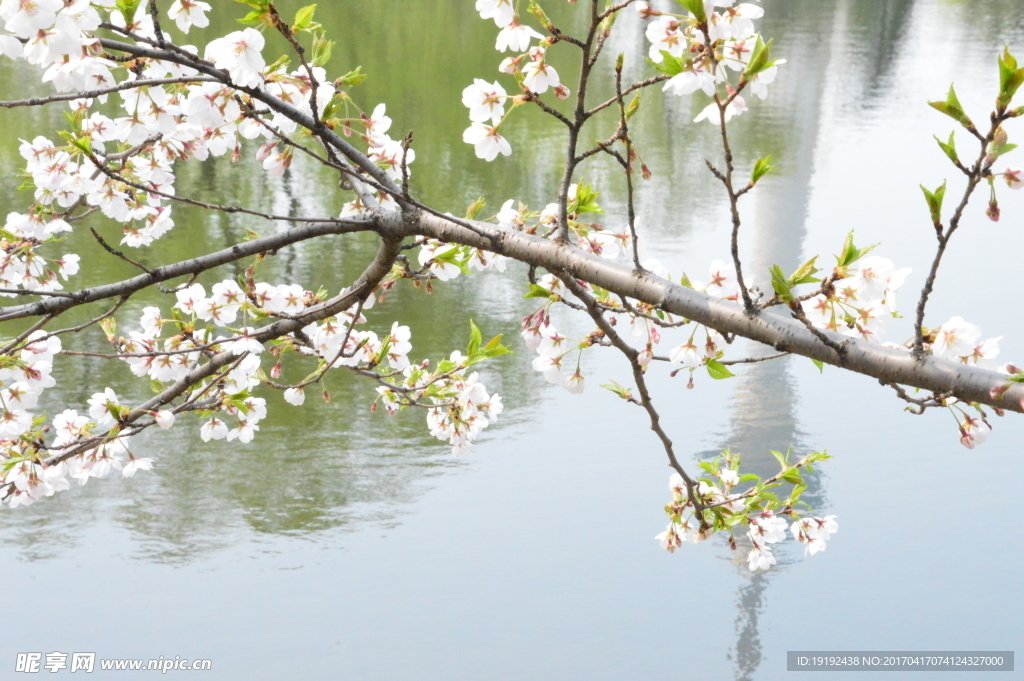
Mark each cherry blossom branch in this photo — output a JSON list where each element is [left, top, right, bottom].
[[587, 74, 671, 117], [376, 209, 1024, 412], [94, 38, 402, 196], [556, 271, 709, 528], [913, 107, 1011, 355], [0, 76, 218, 108], [554, 0, 606, 242], [597, 1, 639, 23], [710, 100, 755, 313], [0, 220, 374, 323], [614, 55, 643, 271], [38, 236, 402, 469], [85, 150, 347, 224], [879, 380, 954, 415]]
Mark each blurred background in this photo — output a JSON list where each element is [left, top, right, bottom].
[[0, 1, 1021, 678]]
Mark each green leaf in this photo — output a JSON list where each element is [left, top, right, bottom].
[[771, 450, 787, 467], [312, 34, 334, 67], [738, 473, 761, 483], [807, 450, 831, 463], [467, 320, 483, 357], [780, 469, 804, 485], [482, 335, 512, 358], [990, 142, 1018, 161], [569, 181, 604, 215], [237, 9, 265, 25], [811, 359, 824, 373], [743, 36, 773, 79], [675, 0, 706, 23], [293, 4, 316, 30], [836, 231, 878, 267], [751, 155, 774, 185], [788, 256, 820, 286], [934, 131, 958, 164], [336, 66, 366, 88], [920, 181, 947, 226], [527, 1, 553, 31], [600, 381, 634, 401], [647, 51, 687, 77], [625, 93, 641, 121], [523, 283, 554, 299], [430, 247, 471, 275], [928, 85, 974, 129], [705, 359, 735, 380], [115, 0, 141, 25], [465, 197, 486, 220], [769, 264, 793, 303], [998, 47, 1024, 108], [69, 136, 92, 155]]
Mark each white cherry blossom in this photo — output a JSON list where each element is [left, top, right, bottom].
[[496, 20, 543, 53], [522, 58, 560, 94], [475, 0, 514, 27], [932, 317, 981, 359], [462, 79, 507, 124], [205, 28, 265, 89], [168, 0, 210, 33], [463, 123, 512, 161]]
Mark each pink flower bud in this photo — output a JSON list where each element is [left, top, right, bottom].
[[553, 85, 570, 100], [986, 200, 1000, 222], [499, 56, 520, 74], [255, 143, 275, 162], [641, 164, 652, 180], [270, 361, 283, 379], [636, 1, 659, 18]]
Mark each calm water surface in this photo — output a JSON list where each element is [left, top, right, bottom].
[[0, 1, 1022, 679]]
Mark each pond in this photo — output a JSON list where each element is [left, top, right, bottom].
[[0, 1, 1022, 679]]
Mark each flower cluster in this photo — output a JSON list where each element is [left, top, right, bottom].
[[641, 0, 783, 124], [373, 325, 509, 456], [340, 103, 420, 216], [657, 450, 838, 572], [464, 1, 569, 161], [800, 256, 912, 343], [0, 328, 163, 507]]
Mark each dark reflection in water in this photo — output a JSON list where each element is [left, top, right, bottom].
[[716, 1, 899, 677]]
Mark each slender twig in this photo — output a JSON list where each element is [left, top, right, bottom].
[[614, 57, 642, 271], [880, 380, 954, 415], [913, 108, 1008, 355], [0, 77, 217, 108], [556, 271, 709, 529]]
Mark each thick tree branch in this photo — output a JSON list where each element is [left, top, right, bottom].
[[0, 219, 374, 322], [374, 210, 1024, 413]]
